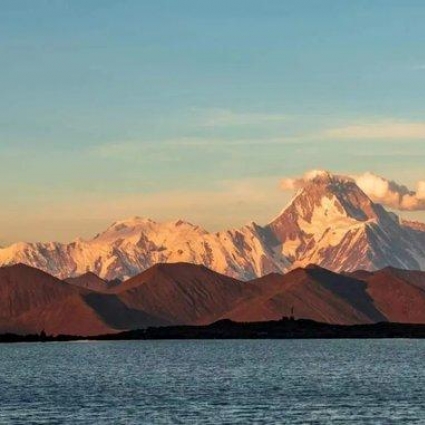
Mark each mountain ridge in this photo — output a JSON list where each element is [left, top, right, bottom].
[[0, 171, 424, 280]]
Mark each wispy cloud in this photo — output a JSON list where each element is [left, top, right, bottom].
[[94, 140, 182, 162], [93, 115, 425, 164], [324, 120, 425, 140], [201, 109, 289, 127], [93, 136, 298, 158]]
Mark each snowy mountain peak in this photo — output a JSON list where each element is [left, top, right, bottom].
[[300, 172, 384, 219], [0, 172, 424, 280], [271, 171, 390, 236], [264, 172, 424, 272]]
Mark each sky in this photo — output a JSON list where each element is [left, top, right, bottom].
[[0, 0, 424, 244]]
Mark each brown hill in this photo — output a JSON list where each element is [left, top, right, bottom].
[[376, 267, 425, 290], [0, 264, 164, 335], [3, 262, 425, 336], [222, 265, 386, 325], [352, 267, 425, 323], [111, 262, 260, 325], [0, 264, 112, 335], [65, 272, 120, 292]]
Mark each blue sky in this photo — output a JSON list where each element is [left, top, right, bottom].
[[1, 0, 424, 243]]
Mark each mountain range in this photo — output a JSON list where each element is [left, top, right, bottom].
[[1, 171, 424, 281], [2, 262, 425, 336]]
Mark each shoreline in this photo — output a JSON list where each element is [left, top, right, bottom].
[[3, 318, 425, 343]]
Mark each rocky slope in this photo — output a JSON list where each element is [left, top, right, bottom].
[[0, 171, 423, 280]]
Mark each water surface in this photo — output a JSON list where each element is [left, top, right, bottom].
[[0, 340, 424, 424]]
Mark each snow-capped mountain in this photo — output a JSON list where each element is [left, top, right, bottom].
[[266, 172, 425, 272], [0, 218, 288, 280], [0, 171, 424, 279]]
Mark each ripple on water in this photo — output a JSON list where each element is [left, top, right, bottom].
[[0, 339, 424, 424]]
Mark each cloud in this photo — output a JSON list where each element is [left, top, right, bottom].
[[280, 170, 333, 190], [94, 136, 297, 159], [280, 170, 425, 211], [355, 173, 425, 211], [418, 181, 425, 199], [324, 120, 425, 140]]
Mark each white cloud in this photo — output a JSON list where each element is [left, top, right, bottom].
[[324, 120, 425, 140], [280, 170, 334, 190], [280, 170, 425, 211], [355, 172, 425, 211], [417, 181, 425, 200]]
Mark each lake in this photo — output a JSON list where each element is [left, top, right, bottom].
[[0, 340, 424, 424]]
